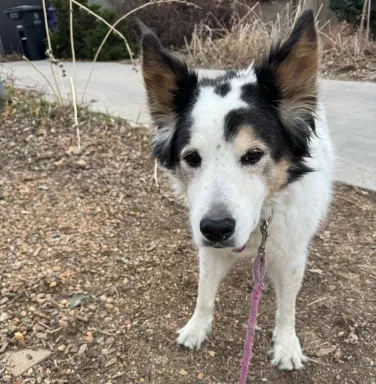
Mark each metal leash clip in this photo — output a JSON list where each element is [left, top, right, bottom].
[[259, 215, 272, 249]]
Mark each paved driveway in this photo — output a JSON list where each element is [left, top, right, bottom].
[[1, 60, 375, 190]]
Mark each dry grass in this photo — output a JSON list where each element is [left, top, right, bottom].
[[183, 2, 376, 82]]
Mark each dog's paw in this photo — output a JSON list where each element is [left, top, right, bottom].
[[177, 317, 212, 350], [269, 330, 308, 370]]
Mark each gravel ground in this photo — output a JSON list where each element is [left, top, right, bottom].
[[0, 90, 375, 384]]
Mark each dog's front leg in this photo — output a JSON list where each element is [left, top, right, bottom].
[[267, 247, 308, 370], [177, 247, 236, 349]]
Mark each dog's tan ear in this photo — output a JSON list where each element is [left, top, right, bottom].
[[141, 25, 198, 124], [255, 10, 319, 127]]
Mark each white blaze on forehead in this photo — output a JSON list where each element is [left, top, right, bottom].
[[189, 73, 256, 149]]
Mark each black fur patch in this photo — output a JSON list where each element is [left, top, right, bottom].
[[151, 117, 194, 170], [224, 106, 286, 161], [239, 82, 313, 161], [199, 71, 239, 88], [224, 101, 313, 182], [288, 160, 314, 183], [214, 82, 231, 97], [151, 111, 196, 170]]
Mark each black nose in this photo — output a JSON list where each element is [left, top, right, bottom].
[[200, 218, 235, 242]]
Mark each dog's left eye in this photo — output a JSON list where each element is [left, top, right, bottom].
[[183, 151, 202, 168], [241, 150, 264, 165]]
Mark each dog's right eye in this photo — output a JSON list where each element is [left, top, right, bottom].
[[183, 151, 201, 168]]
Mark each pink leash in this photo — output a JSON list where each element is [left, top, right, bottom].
[[239, 217, 271, 384]]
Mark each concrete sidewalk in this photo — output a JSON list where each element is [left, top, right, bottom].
[[1, 60, 376, 191]]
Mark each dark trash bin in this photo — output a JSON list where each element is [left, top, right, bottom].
[[4, 5, 47, 60]]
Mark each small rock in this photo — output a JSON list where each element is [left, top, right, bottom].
[[67, 294, 88, 308], [14, 332, 25, 344], [12, 261, 26, 270], [198, 372, 205, 379], [316, 345, 336, 357], [334, 346, 342, 363], [0, 313, 8, 322], [7, 325, 17, 333], [84, 331, 94, 342], [208, 350, 216, 357], [33, 324, 45, 332], [70, 345, 79, 353], [179, 369, 188, 376], [105, 357, 117, 368], [59, 319, 68, 328], [76, 159, 87, 167], [105, 303, 114, 310], [36, 332, 47, 339], [106, 337, 115, 345], [338, 331, 345, 337], [57, 345, 66, 352], [123, 278, 129, 285], [349, 332, 358, 342], [77, 344, 87, 356], [49, 281, 57, 288], [308, 268, 323, 274]]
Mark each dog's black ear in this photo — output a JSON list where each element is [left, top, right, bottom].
[[255, 10, 318, 134], [140, 24, 198, 125]]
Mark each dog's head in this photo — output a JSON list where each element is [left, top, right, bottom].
[[141, 10, 319, 250]]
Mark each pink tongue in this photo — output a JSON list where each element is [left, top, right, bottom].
[[234, 245, 245, 253]]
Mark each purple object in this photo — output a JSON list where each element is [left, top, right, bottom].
[[47, 5, 57, 31]]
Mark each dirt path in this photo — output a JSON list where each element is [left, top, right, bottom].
[[0, 91, 375, 384]]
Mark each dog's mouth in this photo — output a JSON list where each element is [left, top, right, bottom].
[[203, 241, 246, 253], [233, 245, 246, 253], [203, 240, 246, 253]]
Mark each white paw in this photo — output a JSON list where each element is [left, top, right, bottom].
[[270, 329, 308, 370], [177, 316, 212, 350]]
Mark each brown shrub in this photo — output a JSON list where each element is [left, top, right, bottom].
[[106, 0, 256, 47]]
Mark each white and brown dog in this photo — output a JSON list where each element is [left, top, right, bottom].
[[141, 10, 333, 370]]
